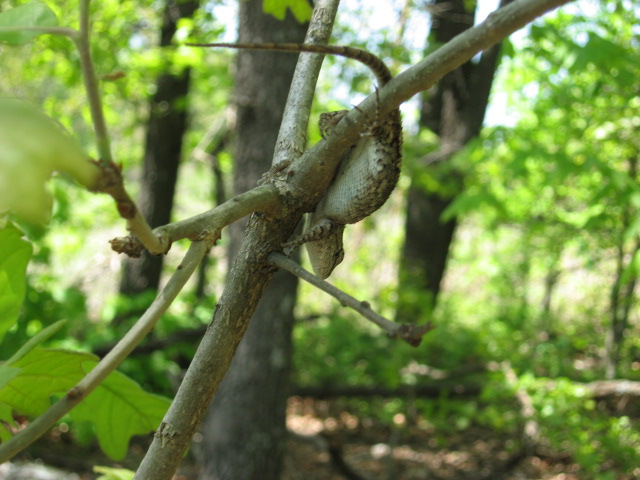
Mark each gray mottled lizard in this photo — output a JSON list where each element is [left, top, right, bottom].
[[187, 42, 402, 278]]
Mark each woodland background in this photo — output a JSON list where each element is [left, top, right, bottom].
[[0, 0, 639, 479]]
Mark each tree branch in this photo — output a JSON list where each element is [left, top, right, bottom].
[[91, 160, 168, 255], [110, 184, 283, 257], [269, 253, 432, 346], [279, 0, 574, 207], [75, 0, 165, 254], [76, 0, 112, 166], [132, 1, 342, 477]]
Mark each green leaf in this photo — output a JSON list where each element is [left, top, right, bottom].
[[94, 466, 135, 480], [262, 0, 312, 23], [0, 403, 17, 442], [0, 1, 58, 46], [0, 98, 99, 224], [0, 347, 170, 460], [0, 348, 93, 416], [0, 223, 32, 343], [72, 363, 171, 460], [0, 365, 21, 391]]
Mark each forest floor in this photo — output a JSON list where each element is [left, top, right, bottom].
[[9, 397, 597, 480], [279, 397, 583, 480]]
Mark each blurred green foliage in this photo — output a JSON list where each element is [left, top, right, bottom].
[[262, 0, 311, 22], [0, 0, 638, 476]]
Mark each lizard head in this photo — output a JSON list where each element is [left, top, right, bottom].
[[305, 224, 346, 279], [318, 110, 349, 139]]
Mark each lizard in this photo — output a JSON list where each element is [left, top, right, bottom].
[[187, 42, 402, 278]]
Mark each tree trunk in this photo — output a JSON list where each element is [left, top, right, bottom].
[[197, 2, 308, 479], [396, 0, 509, 322], [604, 156, 639, 379], [119, 0, 199, 296]]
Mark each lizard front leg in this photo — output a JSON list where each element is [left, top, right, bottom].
[[282, 217, 345, 279]]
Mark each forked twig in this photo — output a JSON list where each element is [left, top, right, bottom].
[[269, 253, 432, 346]]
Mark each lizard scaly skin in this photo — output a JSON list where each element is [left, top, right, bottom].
[[188, 42, 402, 278]]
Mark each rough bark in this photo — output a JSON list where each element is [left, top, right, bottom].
[[197, 2, 308, 479], [119, 0, 199, 295], [397, 0, 510, 322]]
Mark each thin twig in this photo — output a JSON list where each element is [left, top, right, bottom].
[[75, 0, 165, 254], [0, 26, 79, 38], [0, 240, 211, 462], [269, 253, 431, 346], [76, 0, 112, 166], [110, 184, 283, 257], [90, 161, 168, 255]]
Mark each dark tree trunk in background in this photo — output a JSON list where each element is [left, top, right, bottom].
[[397, 0, 509, 322], [197, 2, 308, 479], [119, 0, 199, 295], [604, 156, 639, 379]]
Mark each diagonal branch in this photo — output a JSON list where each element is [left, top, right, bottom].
[[288, 0, 574, 199], [269, 253, 432, 346], [132, 1, 342, 478], [110, 184, 283, 257]]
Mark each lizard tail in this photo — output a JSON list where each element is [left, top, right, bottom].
[[187, 42, 392, 86]]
